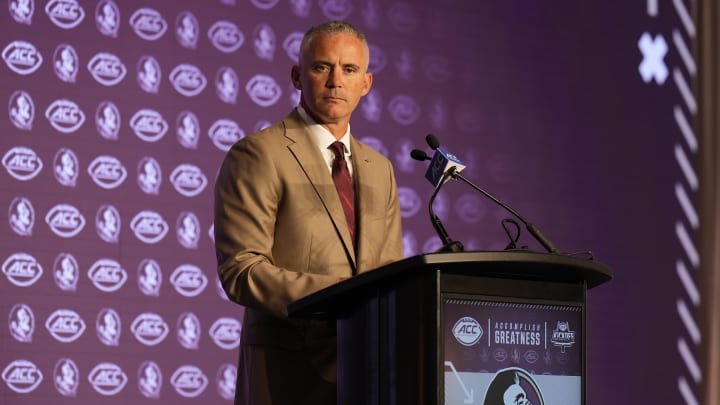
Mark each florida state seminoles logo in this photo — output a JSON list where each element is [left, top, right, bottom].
[[483, 367, 544, 405]]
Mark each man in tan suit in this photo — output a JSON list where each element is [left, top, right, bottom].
[[214, 21, 404, 405]]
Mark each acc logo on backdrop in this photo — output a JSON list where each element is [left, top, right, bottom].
[[388, 94, 420, 126], [289, 0, 311, 17], [96, 308, 122, 346], [176, 11, 199, 49], [8, 197, 35, 237], [3, 146, 42, 181], [138, 258, 162, 296], [131, 312, 169, 346], [54, 252, 79, 291], [137, 156, 162, 195], [171, 365, 208, 398], [177, 211, 200, 249], [130, 8, 167, 41], [96, 204, 121, 243], [253, 23, 276, 61], [88, 258, 128, 292], [282, 31, 303, 62], [54, 147, 79, 187], [137, 55, 161, 94], [2, 359, 43, 394], [452, 316, 483, 346], [2, 40, 43, 75], [215, 66, 239, 104], [170, 64, 207, 97], [251, 0, 280, 10], [423, 55, 452, 84], [88, 155, 127, 189], [397, 186, 421, 218], [53, 43, 78, 83], [208, 118, 244, 151], [170, 164, 208, 197], [45, 99, 85, 133], [88, 362, 127, 396], [9, 0, 34, 25], [217, 364, 237, 400], [96, 101, 121, 140], [45, 0, 85, 29], [131, 210, 169, 244], [319, 0, 352, 19], [45, 309, 86, 343], [130, 109, 168, 142], [177, 111, 200, 149], [246, 74, 282, 107], [170, 264, 208, 297], [3, 252, 42, 287], [138, 361, 163, 399], [87, 52, 127, 86], [208, 20, 244, 53], [388, 2, 420, 33], [54, 358, 79, 397], [209, 317, 241, 350], [9, 90, 35, 130], [95, 0, 120, 38], [177, 312, 201, 350], [9, 303, 35, 343]]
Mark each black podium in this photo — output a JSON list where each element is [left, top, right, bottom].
[[288, 251, 612, 405]]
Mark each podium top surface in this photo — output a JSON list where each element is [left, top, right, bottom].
[[288, 250, 612, 318]]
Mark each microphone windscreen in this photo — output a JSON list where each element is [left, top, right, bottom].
[[410, 149, 430, 161], [425, 134, 440, 150]]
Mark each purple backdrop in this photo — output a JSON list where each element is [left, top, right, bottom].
[[1, 0, 699, 404]]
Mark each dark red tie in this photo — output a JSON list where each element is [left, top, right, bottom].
[[329, 141, 355, 244]]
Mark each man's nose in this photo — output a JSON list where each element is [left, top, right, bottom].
[[325, 67, 343, 87]]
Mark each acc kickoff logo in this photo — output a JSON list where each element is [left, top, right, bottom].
[[3, 252, 43, 287], [88, 362, 127, 396], [2, 359, 43, 394], [131, 312, 169, 346], [2, 40, 43, 75], [45, 309, 86, 343], [452, 316, 483, 346], [87, 258, 128, 292], [130, 210, 169, 244], [551, 321, 576, 353], [45, 0, 85, 29]]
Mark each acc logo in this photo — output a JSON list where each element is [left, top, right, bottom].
[[53, 252, 79, 291], [388, 94, 420, 126], [88, 362, 127, 396], [45, 0, 85, 29], [208, 21, 244, 53], [455, 194, 485, 224], [95, 0, 120, 38], [138, 361, 162, 398], [290, 0, 311, 17], [137, 156, 162, 195], [217, 363, 237, 400], [138, 258, 162, 297], [245, 74, 282, 107], [45, 203, 86, 238], [88, 155, 127, 189], [9, 0, 35, 25], [209, 317, 241, 350], [130, 8, 167, 41], [96, 308, 121, 346], [282, 32, 303, 62], [45, 309, 86, 343], [8, 197, 35, 237], [177, 211, 200, 249], [208, 118, 244, 151], [171, 365, 208, 398], [137, 55, 161, 94], [423, 55, 451, 84], [253, 23, 276, 61], [87, 52, 127, 86], [388, 2, 420, 33], [215, 66, 239, 104], [319, 0, 352, 19], [45, 99, 85, 133], [9, 90, 35, 130], [130, 109, 168, 142], [96, 204, 121, 243], [54, 358, 79, 397], [169, 64, 207, 97], [250, 0, 279, 10], [177, 111, 200, 149], [452, 316, 483, 346], [9, 303, 35, 343], [88, 258, 128, 292], [54, 147, 79, 187], [130, 210, 169, 244], [2, 40, 43, 75], [131, 312, 169, 346], [170, 164, 208, 197], [2, 359, 43, 394], [2, 252, 43, 287], [398, 187, 421, 218], [170, 264, 208, 298], [53, 43, 78, 83], [96, 101, 121, 140], [177, 312, 201, 349], [3, 146, 43, 181], [176, 11, 199, 49]]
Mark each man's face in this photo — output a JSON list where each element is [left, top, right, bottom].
[[291, 32, 372, 131]]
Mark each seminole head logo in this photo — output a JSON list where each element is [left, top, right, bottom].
[[483, 368, 543, 405]]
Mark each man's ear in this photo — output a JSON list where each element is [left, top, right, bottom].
[[361, 72, 373, 96], [290, 65, 301, 90]]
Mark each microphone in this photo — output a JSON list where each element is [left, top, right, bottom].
[[412, 134, 561, 254], [423, 134, 466, 188]]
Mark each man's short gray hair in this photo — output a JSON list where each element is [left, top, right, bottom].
[[298, 20, 369, 64]]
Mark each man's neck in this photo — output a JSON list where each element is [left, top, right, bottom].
[[299, 103, 349, 139]]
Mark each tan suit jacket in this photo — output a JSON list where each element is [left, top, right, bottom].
[[214, 110, 404, 404]]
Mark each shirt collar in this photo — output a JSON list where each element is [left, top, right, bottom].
[[296, 105, 351, 153]]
